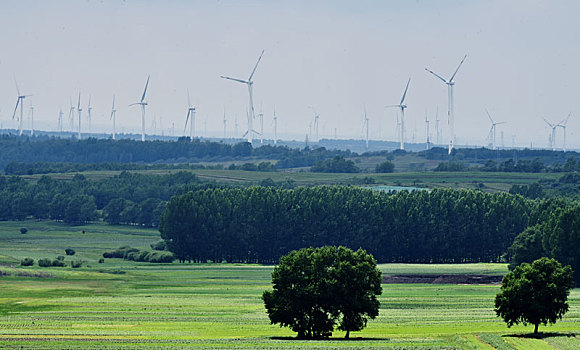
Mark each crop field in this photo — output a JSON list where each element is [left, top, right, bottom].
[[0, 220, 578, 349]]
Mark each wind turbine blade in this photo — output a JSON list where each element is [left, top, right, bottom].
[[487, 127, 493, 141], [543, 118, 553, 127], [496, 122, 507, 125], [425, 68, 447, 83], [242, 130, 249, 137], [77, 92, 81, 110], [129, 102, 140, 107], [112, 95, 116, 110], [141, 75, 150, 102], [184, 110, 191, 132], [400, 77, 411, 105], [449, 54, 467, 82], [12, 99, 20, 119], [485, 109, 494, 124], [248, 49, 265, 81], [187, 88, 191, 107], [385, 105, 401, 108], [14, 78, 21, 96], [220, 76, 249, 84]]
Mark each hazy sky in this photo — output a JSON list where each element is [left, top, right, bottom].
[[1, 0, 578, 148]]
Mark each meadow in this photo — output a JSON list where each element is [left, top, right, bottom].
[[0, 220, 578, 349]]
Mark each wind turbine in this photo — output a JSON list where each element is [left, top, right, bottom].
[[223, 108, 227, 139], [308, 106, 320, 142], [220, 50, 264, 143], [425, 54, 467, 154], [110, 95, 117, 140], [68, 97, 76, 133], [272, 107, 278, 145], [87, 95, 93, 134], [362, 108, 369, 150], [486, 109, 506, 150], [29, 100, 34, 136], [58, 107, 64, 132], [425, 112, 430, 150], [543, 118, 558, 151], [557, 113, 571, 152], [386, 77, 411, 150], [184, 89, 196, 142], [257, 105, 264, 144], [12, 79, 31, 136], [130, 75, 150, 141], [77, 92, 83, 140]]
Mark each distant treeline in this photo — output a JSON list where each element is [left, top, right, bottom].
[[0, 134, 352, 170], [159, 187, 532, 264], [0, 171, 206, 226]]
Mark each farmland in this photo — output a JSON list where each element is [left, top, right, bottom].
[[0, 221, 578, 349]]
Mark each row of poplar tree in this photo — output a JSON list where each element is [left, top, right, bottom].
[[159, 187, 533, 264]]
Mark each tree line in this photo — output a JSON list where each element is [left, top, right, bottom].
[[159, 187, 532, 264], [0, 171, 205, 226], [0, 134, 352, 170]]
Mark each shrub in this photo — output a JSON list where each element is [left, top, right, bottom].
[[375, 161, 395, 173], [98, 258, 105, 264], [65, 248, 76, 256], [150, 240, 167, 251], [52, 259, 66, 267], [71, 260, 82, 268], [38, 258, 52, 267], [20, 228, 28, 234], [20, 258, 34, 266], [56, 255, 65, 261]]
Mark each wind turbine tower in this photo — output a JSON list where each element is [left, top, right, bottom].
[[257, 105, 264, 144], [363, 109, 369, 150], [273, 108, 278, 145], [220, 50, 264, 143], [543, 118, 558, 151], [77, 93, 83, 140], [110, 95, 117, 140], [425, 55, 467, 154], [486, 109, 506, 150], [557, 113, 571, 152], [386, 77, 411, 150], [425, 113, 430, 150], [87, 95, 93, 134], [184, 89, 196, 142], [58, 107, 64, 132], [29, 101, 34, 136], [223, 108, 227, 139], [12, 80, 30, 136], [435, 106, 440, 145], [68, 97, 75, 132], [130, 75, 150, 142]]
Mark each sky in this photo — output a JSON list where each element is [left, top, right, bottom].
[[0, 0, 578, 149]]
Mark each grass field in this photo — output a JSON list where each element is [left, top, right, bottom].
[[0, 220, 578, 349], [23, 168, 559, 193]]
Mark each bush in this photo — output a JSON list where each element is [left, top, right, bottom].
[[98, 258, 105, 264], [103, 246, 139, 259], [71, 260, 82, 268], [65, 248, 76, 256], [20, 258, 34, 266], [56, 255, 65, 261], [38, 258, 52, 267], [38, 258, 66, 267], [20, 228, 28, 234], [375, 161, 395, 173], [103, 246, 175, 263], [150, 240, 167, 251]]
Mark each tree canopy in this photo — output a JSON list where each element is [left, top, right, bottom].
[[262, 246, 382, 339], [495, 257, 574, 334]]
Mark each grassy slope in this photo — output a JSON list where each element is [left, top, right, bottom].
[[0, 220, 578, 349]]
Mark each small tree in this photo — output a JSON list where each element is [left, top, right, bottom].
[[495, 257, 574, 334], [262, 246, 382, 339]]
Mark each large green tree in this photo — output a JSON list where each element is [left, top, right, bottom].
[[495, 257, 574, 334], [262, 246, 382, 339]]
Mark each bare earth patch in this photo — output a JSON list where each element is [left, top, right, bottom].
[[382, 274, 503, 284]]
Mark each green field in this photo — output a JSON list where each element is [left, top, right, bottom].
[[23, 168, 559, 193], [0, 221, 578, 349]]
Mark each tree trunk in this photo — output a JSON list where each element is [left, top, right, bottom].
[[345, 330, 350, 339], [534, 323, 539, 334]]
